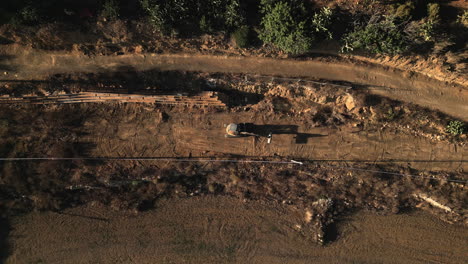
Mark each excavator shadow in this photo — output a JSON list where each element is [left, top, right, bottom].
[[246, 124, 327, 144]]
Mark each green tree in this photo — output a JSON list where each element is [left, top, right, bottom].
[[342, 15, 408, 55], [259, 0, 312, 54], [101, 0, 120, 21], [311, 7, 334, 39], [224, 0, 245, 29], [140, 0, 165, 31]]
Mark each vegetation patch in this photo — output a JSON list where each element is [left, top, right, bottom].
[[341, 15, 408, 55], [446, 120, 465, 135], [259, 0, 311, 54]]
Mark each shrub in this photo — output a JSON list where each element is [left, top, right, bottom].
[[232, 26, 250, 48], [341, 15, 408, 54], [404, 3, 441, 44], [390, 1, 415, 21], [10, 5, 41, 26], [427, 3, 440, 23], [417, 19, 435, 41], [259, 0, 312, 54], [224, 0, 245, 30], [140, 0, 165, 32], [20, 5, 40, 23], [101, 0, 120, 21], [457, 10, 468, 27], [140, 0, 245, 35], [311, 7, 334, 39], [199, 15, 213, 33], [446, 120, 465, 135]]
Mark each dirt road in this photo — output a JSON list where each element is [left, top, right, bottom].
[[5, 197, 468, 264], [78, 109, 467, 171], [1, 46, 467, 121]]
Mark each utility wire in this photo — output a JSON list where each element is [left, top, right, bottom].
[[0, 157, 297, 164], [0, 156, 466, 184], [314, 163, 467, 184]]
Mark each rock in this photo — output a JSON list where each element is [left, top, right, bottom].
[[344, 93, 356, 111], [317, 96, 328, 104], [134, 45, 143, 54]]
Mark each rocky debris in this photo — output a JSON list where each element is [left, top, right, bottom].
[[308, 198, 334, 245], [344, 94, 356, 111], [413, 193, 452, 212]]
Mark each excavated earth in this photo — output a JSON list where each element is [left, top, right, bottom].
[[0, 46, 467, 263]]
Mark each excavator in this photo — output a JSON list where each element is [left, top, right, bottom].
[[224, 123, 272, 143]]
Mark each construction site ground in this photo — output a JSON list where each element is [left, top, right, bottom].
[[0, 45, 467, 263], [6, 197, 468, 264]]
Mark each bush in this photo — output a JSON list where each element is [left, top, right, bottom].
[[259, 0, 312, 54], [427, 3, 440, 23], [311, 7, 334, 39], [404, 3, 441, 44], [140, 0, 245, 35], [341, 15, 408, 54], [389, 1, 415, 21], [140, 0, 165, 32], [446, 120, 465, 135], [199, 15, 213, 33], [101, 0, 120, 21], [232, 26, 250, 48], [10, 5, 41, 26], [224, 0, 245, 30], [457, 10, 468, 27], [417, 19, 435, 41]]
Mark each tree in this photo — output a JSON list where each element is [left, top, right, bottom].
[[101, 0, 120, 21], [259, 0, 312, 54], [341, 15, 408, 55]]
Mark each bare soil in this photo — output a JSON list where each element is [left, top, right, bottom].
[[0, 32, 467, 263], [0, 45, 467, 121], [5, 197, 468, 264]]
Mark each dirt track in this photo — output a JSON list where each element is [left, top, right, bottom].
[[1, 46, 467, 121], [6, 197, 468, 264], [81, 110, 467, 171]]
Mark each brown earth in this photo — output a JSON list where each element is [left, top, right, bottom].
[[0, 39, 467, 263], [0, 45, 467, 121], [5, 196, 468, 264]]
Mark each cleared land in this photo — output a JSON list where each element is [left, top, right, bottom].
[[5, 197, 468, 264], [0, 46, 466, 263], [1, 47, 467, 121]]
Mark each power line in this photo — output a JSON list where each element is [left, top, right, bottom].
[[0, 156, 465, 184], [315, 163, 467, 184], [0, 157, 298, 164]]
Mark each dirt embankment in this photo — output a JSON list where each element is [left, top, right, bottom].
[[0, 45, 467, 121], [5, 197, 468, 264]]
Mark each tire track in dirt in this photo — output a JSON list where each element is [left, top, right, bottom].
[[6, 198, 468, 264], [80, 111, 467, 171], [1, 46, 467, 121]]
